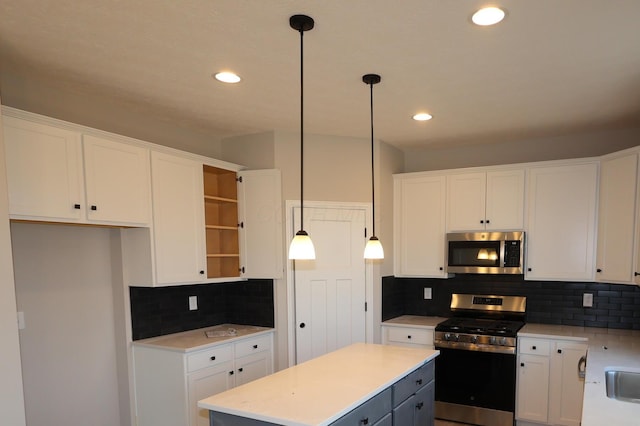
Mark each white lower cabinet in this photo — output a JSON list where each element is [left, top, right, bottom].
[[516, 337, 587, 426], [134, 331, 274, 426]]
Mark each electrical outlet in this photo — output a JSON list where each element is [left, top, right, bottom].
[[423, 287, 432, 300], [583, 293, 593, 308], [189, 296, 198, 311]]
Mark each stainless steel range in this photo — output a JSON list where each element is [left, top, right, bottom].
[[434, 294, 526, 426]]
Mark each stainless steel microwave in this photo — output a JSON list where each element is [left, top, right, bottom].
[[445, 231, 525, 274]]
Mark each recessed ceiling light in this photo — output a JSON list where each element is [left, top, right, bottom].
[[413, 113, 433, 121], [214, 71, 241, 83], [472, 7, 506, 26]]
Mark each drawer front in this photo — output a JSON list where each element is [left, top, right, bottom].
[[331, 388, 392, 426], [393, 361, 435, 406], [519, 338, 550, 356], [234, 334, 272, 359], [386, 327, 433, 346], [372, 412, 392, 426], [187, 344, 233, 373]]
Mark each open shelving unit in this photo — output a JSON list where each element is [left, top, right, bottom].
[[203, 165, 240, 278]]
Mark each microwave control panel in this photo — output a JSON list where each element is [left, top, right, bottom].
[[503, 241, 521, 267]]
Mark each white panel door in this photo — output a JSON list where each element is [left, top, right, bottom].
[[294, 206, 366, 364], [485, 169, 525, 230]]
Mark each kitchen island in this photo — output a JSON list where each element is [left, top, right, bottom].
[[198, 343, 439, 426]]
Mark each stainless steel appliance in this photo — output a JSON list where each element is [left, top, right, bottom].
[[434, 294, 526, 426], [446, 231, 525, 274]]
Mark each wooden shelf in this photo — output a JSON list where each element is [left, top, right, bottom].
[[203, 165, 240, 279]]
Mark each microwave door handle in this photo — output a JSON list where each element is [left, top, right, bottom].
[[500, 240, 506, 266]]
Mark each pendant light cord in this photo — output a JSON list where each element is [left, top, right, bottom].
[[369, 81, 376, 237], [299, 27, 305, 231]]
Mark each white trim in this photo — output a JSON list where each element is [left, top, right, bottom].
[[285, 200, 374, 367]]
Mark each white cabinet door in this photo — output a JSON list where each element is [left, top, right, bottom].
[[447, 172, 486, 231], [83, 134, 151, 225], [151, 151, 206, 285], [3, 116, 84, 222], [394, 175, 447, 277], [485, 169, 525, 230], [516, 353, 550, 423], [188, 363, 234, 426], [597, 153, 638, 284], [548, 341, 587, 426], [237, 169, 283, 279], [526, 163, 598, 281], [234, 351, 272, 387]]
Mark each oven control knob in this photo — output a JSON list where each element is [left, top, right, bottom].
[[454, 334, 460, 341], [500, 337, 507, 346], [470, 335, 478, 344], [489, 336, 497, 345], [444, 333, 451, 341]]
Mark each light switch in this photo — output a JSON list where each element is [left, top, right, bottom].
[[423, 287, 432, 300], [583, 293, 593, 308], [189, 296, 198, 311]]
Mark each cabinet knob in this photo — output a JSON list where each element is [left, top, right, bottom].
[[199, 270, 205, 275], [480, 220, 484, 224], [73, 204, 81, 209], [416, 379, 423, 386], [253, 344, 258, 349], [416, 402, 424, 410], [238, 368, 243, 372], [597, 268, 602, 273], [439, 267, 444, 271], [299, 323, 306, 328], [558, 349, 562, 354], [360, 418, 369, 425], [90, 205, 97, 211], [521, 362, 525, 367], [210, 356, 216, 361], [527, 268, 532, 272], [532, 346, 537, 350], [407, 335, 412, 339], [635, 272, 640, 277], [240, 266, 245, 274], [229, 371, 234, 375], [486, 219, 490, 224]]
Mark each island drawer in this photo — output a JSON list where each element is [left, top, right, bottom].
[[392, 361, 435, 406], [234, 334, 272, 358], [187, 344, 233, 372], [385, 326, 433, 346], [519, 337, 551, 355], [330, 388, 392, 426]]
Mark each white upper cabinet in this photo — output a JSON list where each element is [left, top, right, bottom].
[[525, 162, 598, 281], [151, 151, 206, 285], [82, 134, 150, 225], [596, 153, 638, 284], [447, 169, 525, 232], [394, 174, 447, 278], [3, 116, 84, 222], [3, 116, 151, 226], [237, 169, 283, 279]]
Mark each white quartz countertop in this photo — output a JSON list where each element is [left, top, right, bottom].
[[131, 324, 273, 353], [519, 323, 640, 426], [382, 315, 447, 328], [198, 342, 439, 426]]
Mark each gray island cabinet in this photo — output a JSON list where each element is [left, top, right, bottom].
[[198, 343, 439, 426]]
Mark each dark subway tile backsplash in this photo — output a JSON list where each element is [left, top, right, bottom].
[[130, 279, 274, 340], [382, 275, 640, 330]]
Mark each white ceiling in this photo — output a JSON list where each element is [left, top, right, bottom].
[[1, 0, 640, 150]]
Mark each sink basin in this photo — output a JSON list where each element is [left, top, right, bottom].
[[605, 370, 640, 403]]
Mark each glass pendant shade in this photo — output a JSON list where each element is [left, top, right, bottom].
[[289, 230, 316, 260], [364, 236, 384, 259]]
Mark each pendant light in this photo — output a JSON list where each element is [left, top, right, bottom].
[[288, 14, 316, 260], [363, 74, 384, 259]]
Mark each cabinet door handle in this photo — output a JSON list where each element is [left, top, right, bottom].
[[73, 204, 81, 209], [578, 355, 587, 379], [635, 272, 640, 277], [416, 402, 424, 410], [90, 205, 97, 211], [359, 418, 369, 425], [210, 356, 216, 361], [253, 344, 258, 349]]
